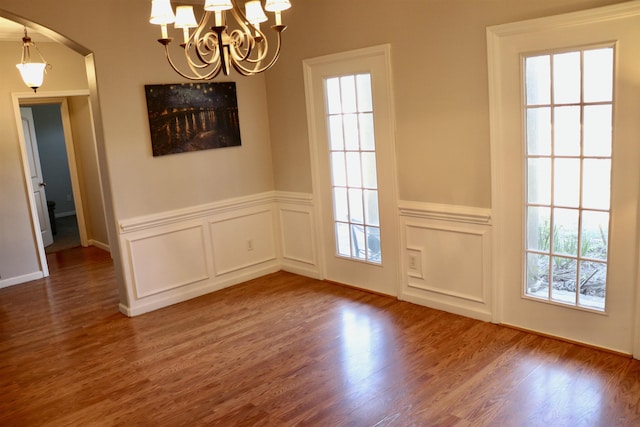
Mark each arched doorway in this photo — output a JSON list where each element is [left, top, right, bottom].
[[0, 11, 122, 300]]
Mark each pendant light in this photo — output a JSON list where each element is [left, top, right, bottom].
[[16, 28, 50, 92]]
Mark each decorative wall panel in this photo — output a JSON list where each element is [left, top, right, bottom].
[[399, 201, 493, 321]]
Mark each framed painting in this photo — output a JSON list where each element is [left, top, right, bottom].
[[144, 82, 241, 156]]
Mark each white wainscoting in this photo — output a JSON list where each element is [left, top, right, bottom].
[[118, 191, 319, 316], [127, 222, 211, 299], [275, 191, 321, 279], [117, 193, 492, 319], [399, 201, 493, 322], [209, 207, 277, 276]]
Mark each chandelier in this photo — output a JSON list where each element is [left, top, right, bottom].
[[149, 0, 291, 80], [16, 28, 50, 92]]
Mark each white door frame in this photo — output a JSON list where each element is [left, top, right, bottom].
[[12, 90, 91, 277], [487, 1, 640, 358], [303, 44, 401, 295]]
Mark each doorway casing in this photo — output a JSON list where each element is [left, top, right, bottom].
[[487, 1, 640, 358], [15, 93, 93, 274]]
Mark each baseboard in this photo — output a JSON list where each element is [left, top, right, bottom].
[[400, 291, 493, 322], [500, 323, 632, 358], [0, 271, 44, 289], [88, 239, 110, 252], [120, 264, 280, 317], [55, 211, 77, 218], [281, 262, 322, 280]]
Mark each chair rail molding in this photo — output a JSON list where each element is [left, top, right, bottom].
[[398, 201, 492, 225]]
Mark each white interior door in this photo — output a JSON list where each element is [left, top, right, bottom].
[[304, 45, 400, 296], [488, 3, 640, 355], [21, 106, 54, 248]]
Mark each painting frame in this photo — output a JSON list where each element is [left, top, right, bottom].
[[144, 82, 242, 157]]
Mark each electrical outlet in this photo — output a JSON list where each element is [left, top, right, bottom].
[[66, 194, 72, 201], [407, 249, 423, 279], [247, 239, 254, 251], [409, 254, 417, 270]]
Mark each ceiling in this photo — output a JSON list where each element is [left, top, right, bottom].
[[0, 16, 50, 43]]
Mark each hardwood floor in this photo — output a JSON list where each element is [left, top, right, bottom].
[[1, 247, 639, 426], [45, 215, 81, 254]]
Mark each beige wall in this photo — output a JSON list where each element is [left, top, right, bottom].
[[0, 0, 631, 287], [68, 96, 109, 246], [1, 1, 275, 219], [0, 0, 275, 285], [266, 0, 629, 208]]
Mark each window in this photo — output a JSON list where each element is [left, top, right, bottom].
[[324, 73, 381, 263], [524, 47, 613, 311]]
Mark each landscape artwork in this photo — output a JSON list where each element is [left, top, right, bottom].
[[144, 82, 241, 156]]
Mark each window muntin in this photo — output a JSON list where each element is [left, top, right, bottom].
[[325, 74, 381, 263], [524, 46, 613, 311]]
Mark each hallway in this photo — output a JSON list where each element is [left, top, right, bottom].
[[45, 214, 81, 254]]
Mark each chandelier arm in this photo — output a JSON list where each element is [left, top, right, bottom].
[[190, 13, 222, 67], [231, 62, 256, 76], [162, 43, 222, 80], [230, 29, 269, 62], [230, 29, 283, 75], [227, 28, 256, 63], [189, 33, 221, 69], [227, 3, 261, 63], [187, 43, 223, 78], [234, 31, 269, 65], [159, 11, 223, 80], [230, 40, 267, 75], [229, 0, 258, 40]]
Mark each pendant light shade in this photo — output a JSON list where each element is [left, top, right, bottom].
[[149, 0, 175, 24], [245, 1, 268, 25], [264, 0, 291, 12], [175, 6, 198, 29], [204, 0, 233, 12], [16, 63, 47, 91]]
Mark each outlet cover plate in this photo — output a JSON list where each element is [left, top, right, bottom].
[[407, 248, 423, 279]]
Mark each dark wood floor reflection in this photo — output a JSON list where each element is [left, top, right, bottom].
[[1, 247, 639, 426]]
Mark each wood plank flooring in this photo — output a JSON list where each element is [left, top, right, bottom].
[[1, 246, 639, 426]]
